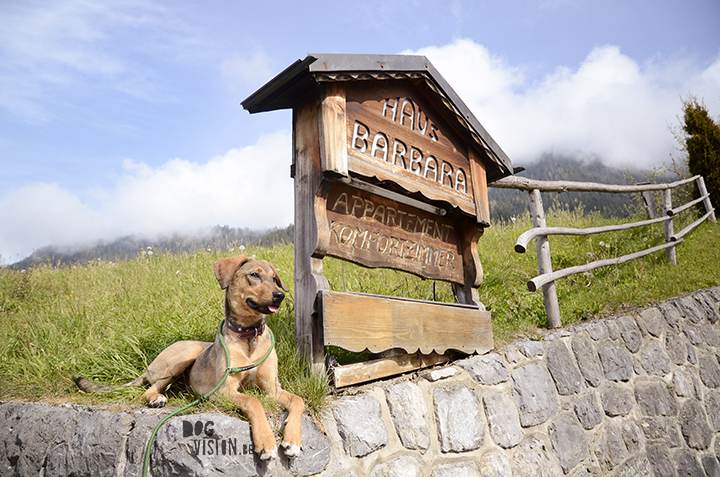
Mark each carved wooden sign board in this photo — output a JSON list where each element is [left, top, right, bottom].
[[243, 54, 513, 386]]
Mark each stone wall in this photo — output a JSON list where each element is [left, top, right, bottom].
[[2, 287, 720, 477]]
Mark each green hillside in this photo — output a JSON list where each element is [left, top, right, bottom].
[[1, 205, 718, 413]]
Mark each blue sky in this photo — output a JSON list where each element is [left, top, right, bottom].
[[1, 0, 719, 263]]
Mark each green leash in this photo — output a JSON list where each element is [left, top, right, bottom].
[[142, 320, 275, 477]]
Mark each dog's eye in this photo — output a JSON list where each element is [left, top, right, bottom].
[[249, 272, 261, 280]]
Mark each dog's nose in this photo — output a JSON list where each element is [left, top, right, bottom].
[[273, 290, 285, 302]]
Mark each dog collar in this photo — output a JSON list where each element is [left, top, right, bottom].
[[225, 320, 266, 340]]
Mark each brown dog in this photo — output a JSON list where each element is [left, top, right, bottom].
[[75, 255, 304, 460]]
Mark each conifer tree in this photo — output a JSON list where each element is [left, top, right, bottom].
[[682, 96, 720, 203]]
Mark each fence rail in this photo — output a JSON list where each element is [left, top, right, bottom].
[[490, 174, 716, 328]]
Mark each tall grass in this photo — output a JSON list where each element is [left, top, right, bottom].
[[1, 208, 718, 414]]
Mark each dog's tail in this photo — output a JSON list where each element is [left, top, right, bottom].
[[73, 375, 147, 393]]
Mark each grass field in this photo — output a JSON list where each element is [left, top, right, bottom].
[[1, 206, 718, 416]]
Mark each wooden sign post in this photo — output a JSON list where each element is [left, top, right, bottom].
[[243, 54, 513, 385]]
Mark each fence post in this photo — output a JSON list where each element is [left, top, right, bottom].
[[529, 189, 562, 328], [696, 176, 716, 222], [661, 189, 677, 265]]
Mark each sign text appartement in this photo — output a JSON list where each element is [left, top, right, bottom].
[[325, 182, 463, 283]]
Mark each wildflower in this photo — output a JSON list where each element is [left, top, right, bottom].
[[586, 252, 593, 260], [239, 245, 246, 251], [599, 241, 605, 247]]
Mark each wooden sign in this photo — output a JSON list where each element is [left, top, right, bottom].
[[242, 54, 513, 384], [323, 182, 464, 284], [344, 83, 477, 217], [320, 291, 492, 355]]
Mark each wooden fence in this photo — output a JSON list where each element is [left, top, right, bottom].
[[490, 175, 716, 328]]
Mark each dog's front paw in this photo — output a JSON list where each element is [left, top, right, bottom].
[[281, 442, 301, 458], [147, 395, 167, 408], [259, 445, 278, 460]]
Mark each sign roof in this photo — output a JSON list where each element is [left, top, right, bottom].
[[242, 54, 513, 182]]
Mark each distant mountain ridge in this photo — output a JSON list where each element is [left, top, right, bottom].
[[489, 153, 669, 221], [8, 154, 668, 269], [8, 224, 294, 270]]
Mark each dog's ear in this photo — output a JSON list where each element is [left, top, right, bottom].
[[269, 263, 289, 292], [213, 255, 249, 290]]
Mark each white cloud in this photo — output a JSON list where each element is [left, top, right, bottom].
[[0, 131, 293, 262], [0, 0, 192, 121], [221, 50, 277, 95], [406, 39, 720, 168]]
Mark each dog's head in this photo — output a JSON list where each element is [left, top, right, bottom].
[[213, 255, 289, 327]]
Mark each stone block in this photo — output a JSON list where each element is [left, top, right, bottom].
[[601, 384, 635, 417], [598, 345, 634, 382], [675, 450, 705, 477], [640, 342, 671, 376], [594, 424, 627, 471], [431, 460, 483, 477], [288, 414, 332, 477], [571, 337, 603, 387], [622, 421, 643, 453], [672, 370, 699, 398], [479, 451, 512, 477], [516, 340, 545, 358], [637, 307, 664, 337], [433, 384, 485, 453], [703, 323, 720, 347], [149, 413, 265, 477], [682, 324, 704, 346], [584, 321, 607, 341], [50, 409, 133, 477], [666, 328, 687, 365], [574, 394, 602, 430], [703, 455, 720, 477], [635, 382, 677, 417], [370, 455, 422, 477], [549, 416, 587, 474], [660, 302, 683, 329], [385, 381, 431, 452], [679, 399, 712, 450], [125, 411, 164, 477], [681, 295, 707, 324], [615, 315, 643, 353], [483, 393, 522, 449], [546, 342, 583, 395], [699, 354, 720, 388], [646, 444, 677, 477], [511, 364, 558, 427], [511, 436, 564, 477], [333, 395, 388, 457], [708, 392, 720, 431], [609, 455, 654, 476], [457, 353, 509, 385]]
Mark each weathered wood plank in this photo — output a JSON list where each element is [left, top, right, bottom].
[[469, 147, 490, 226], [514, 215, 673, 254], [319, 291, 492, 355], [332, 351, 452, 388], [491, 175, 699, 193], [528, 239, 684, 292], [319, 82, 349, 177], [672, 209, 715, 241], [529, 189, 562, 329], [323, 181, 465, 284], [294, 94, 330, 373]]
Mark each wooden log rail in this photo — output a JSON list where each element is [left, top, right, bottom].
[[490, 174, 716, 329]]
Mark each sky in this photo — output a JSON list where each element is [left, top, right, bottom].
[[1, 0, 719, 264]]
